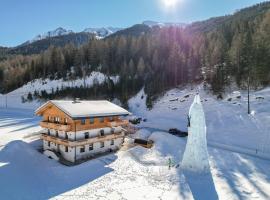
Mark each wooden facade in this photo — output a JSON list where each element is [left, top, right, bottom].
[[37, 103, 129, 132]]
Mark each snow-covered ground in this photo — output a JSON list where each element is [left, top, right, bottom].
[[0, 71, 119, 109], [0, 110, 270, 199], [0, 108, 41, 147], [0, 84, 270, 199], [128, 86, 270, 159]]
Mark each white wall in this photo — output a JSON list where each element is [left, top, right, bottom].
[[75, 137, 123, 160], [43, 140, 58, 151], [43, 132, 124, 163], [59, 145, 75, 162]]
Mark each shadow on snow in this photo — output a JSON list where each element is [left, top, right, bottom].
[[0, 140, 116, 200]]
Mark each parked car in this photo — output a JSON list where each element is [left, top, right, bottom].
[[168, 128, 188, 137], [134, 139, 153, 148], [129, 117, 142, 125]]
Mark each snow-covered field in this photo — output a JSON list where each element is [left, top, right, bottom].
[[0, 71, 119, 109], [0, 83, 270, 199], [0, 107, 270, 199], [128, 86, 270, 159]]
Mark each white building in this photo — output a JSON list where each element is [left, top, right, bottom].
[[35, 100, 130, 163]]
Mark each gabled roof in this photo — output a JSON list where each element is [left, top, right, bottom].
[[35, 100, 130, 119]]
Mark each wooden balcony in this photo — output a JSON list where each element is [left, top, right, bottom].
[[106, 120, 129, 127], [40, 121, 71, 132], [41, 132, 125, 147]]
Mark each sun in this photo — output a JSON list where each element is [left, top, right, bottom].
[[163, 0, 178, 7]]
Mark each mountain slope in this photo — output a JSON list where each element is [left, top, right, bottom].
[[22, 27, 73, 45], [8, 32, 94, 55], [107, 24, 152, 38], [1, 2, 270, 98], [83, 27, 122, 38], [143, 20, 186, 28]]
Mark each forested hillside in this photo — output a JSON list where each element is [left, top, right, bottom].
[[5, 32, 94, 55], [0, 2, 270, 106]]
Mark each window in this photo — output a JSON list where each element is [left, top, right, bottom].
[[64, 118, 68, 125], [100, 142, 104, 148], [111, 140, 114, 146], [55, 131, 58, 137], [111, 128, 115, 134], [90, 117, 94, 124], [89, 144, 93, 151], [109, 116, 114, 122], [81, 119, 86, 125], [47, 129, 50, 135], [85, 132, 89, 139], [54, 117, 60, 123], [80, 146, 85, 153], [48, 141, 51, 147], [99, 117, 104, 123], [65, 146, 68, 152], [65, 132, 68, 139], [100, 129, 105, 137]]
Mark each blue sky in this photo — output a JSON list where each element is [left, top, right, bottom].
[[0, 0, 266, 47]]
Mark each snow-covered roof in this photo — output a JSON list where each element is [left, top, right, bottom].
[[35, 100, 130, 118]]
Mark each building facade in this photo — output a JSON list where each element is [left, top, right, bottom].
[[35, 100, 130, 163]]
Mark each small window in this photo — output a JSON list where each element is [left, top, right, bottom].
[[109, 116, 114, 122], [65, 132, 68, 139], [81, 119, 86, 125], [89, 144, 93, 151], [111, 128, 115, 134], [85, 132, 89, 139], [48, 141, 51, 147], [99, 117, 104, 123], [64, 118, 68, 124], [100, 129, 105, 137], [80, 147, 85, 153], [100, 142, 104, 148], [55, 131, 58, 137], [65, 146, 68, 152], [54, 117, 60, 123], [90, 118, 94, 124], [47, 129, 50, 135], [111, 140, 114, 146]]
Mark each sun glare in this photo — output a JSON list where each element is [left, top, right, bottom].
[[163, 0, 178, 7]]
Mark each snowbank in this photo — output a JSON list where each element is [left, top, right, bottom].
[[132, 129, 152, 140]]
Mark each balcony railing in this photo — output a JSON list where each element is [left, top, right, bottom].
[[40, 121, 71, 132], [106, 120, 129, 127], [41, 132, 125, 147]]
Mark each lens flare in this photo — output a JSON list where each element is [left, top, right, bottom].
[[163, 0, 178, 7]]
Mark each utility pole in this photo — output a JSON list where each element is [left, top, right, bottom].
[[247, 65, 251, 114], [5, 94, 7, 109]]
